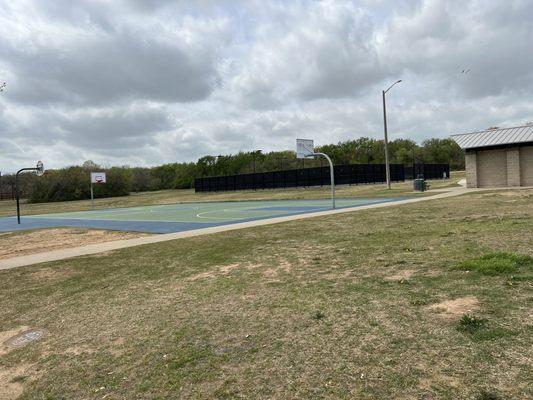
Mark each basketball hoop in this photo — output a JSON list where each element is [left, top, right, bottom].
[[296, 139, 336, 209], [90, 172, 107, 210], [36, 161, 44, 176], [15, 160, 45, 224]]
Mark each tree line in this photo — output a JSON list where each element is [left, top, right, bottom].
[[1, 137, 463, 203]]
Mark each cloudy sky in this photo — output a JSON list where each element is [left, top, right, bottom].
[[1, 0, 532, 171]]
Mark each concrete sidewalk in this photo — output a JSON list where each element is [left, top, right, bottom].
[[0, 188, 470, 271]]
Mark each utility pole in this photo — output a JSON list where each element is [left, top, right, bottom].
[[382, 79, 402, 189]]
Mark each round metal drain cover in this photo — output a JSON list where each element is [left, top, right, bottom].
[[4, 329, 46, 348]]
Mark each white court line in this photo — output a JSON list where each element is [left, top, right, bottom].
[[195, 205, 333, 220], [195, 206, 276, 220]]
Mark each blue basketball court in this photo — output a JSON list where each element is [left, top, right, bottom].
[[0, 197, 409, 234]]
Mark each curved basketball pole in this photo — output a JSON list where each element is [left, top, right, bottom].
[[311, 152, 335, 210], [15, 161, 44, 224]]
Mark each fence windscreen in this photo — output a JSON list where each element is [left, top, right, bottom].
[[195, 163, 450, 192]]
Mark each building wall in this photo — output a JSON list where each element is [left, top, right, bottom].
[[464, 144, 533, 188], [465, 152, 477, 188], [506, 147, 521, 187], [477, 149, 507, 187], [520, 146, 533, 186]]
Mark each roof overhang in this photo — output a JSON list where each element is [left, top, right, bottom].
[[451, 125, 533, 150]]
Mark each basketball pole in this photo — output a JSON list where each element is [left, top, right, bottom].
[[90, 181, 94, 210], [15, 161, 44, 224], [312, 152, 335, 210], [296, 139, 335, 210]]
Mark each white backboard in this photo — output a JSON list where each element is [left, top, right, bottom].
[[296, 138, 314, 159], [91, 172, 106, 184], [36, 160, 44, 176]]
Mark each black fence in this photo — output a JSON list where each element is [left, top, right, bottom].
[[195, 163, 450, 192], [405, 163, 451, 180]]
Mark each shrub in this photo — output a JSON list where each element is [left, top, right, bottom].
[[457, 314, 487, 334]]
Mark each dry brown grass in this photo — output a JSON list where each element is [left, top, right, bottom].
[[0, 227, 147, 259], [0, 185, 531, 399], [0, 364, 30, 400]]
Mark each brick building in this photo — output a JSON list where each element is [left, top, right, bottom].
[[451, 125, 533, 188]]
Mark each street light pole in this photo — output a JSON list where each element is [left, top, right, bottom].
[[382, 79, 402, 190]]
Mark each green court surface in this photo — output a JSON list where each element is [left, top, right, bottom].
[[1, 197, 408, 233]]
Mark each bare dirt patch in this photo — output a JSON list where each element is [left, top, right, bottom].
[[187, 263, 246, 281], [262, 259, 294, 282], [384, 269, 416, 281], [0, 364, 30, 400], [0, 228, 147, 259], [219, 263, 243, 274], [427, 296, 479, 319], [419, 372, 461, 390], [64, 345, 95, 356], [186, 270, 218, 281]]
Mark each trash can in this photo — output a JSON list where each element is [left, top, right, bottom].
[[413, 178, 426, 192]]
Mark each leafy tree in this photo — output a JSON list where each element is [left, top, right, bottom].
[[421, 138, 464, 169], [21, 135, 464, 203]]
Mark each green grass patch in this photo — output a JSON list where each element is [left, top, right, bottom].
[[456, 314, 518, 342], [471, 327, 518, 342], [454, 252, 533, 276], [311, 310, 326, 321], [457, 314, 488, 334]]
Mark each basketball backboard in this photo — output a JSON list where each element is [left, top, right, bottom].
[[36, 161, 44, 176], [296, 139, 314, 159], [91, 172, 106, 184]]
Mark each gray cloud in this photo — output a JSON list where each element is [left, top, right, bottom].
[[2, 35, 217, 105], [378, 0, 533, 98], [1, 0, 532, 172], [59, 104, 172, 149], [0, 1, 229, 107], [224, 1, 386, 107]]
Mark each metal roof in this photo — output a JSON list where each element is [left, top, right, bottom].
[[451, 125, 533, 149]]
